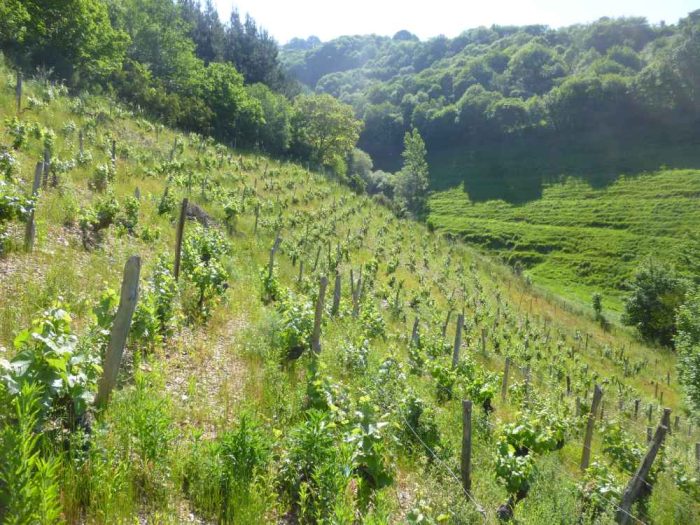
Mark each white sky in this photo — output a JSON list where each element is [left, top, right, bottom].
[[212, 0, 697, 44]]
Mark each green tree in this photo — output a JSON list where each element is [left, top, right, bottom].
[[291, 94, 362, 170], [246, 83, 292, 154], [676, 287, 700, 415], [621, 260, 687, 347], [3, 0, 128, 84], [394, 128, 429, 214]]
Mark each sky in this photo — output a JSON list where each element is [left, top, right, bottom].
[[212, 0, 697, 44]]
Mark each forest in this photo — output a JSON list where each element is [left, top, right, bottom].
[[1, 1, 700, 524], [282, 13, 700, 180]]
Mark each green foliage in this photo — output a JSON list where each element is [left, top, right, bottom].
[[676, 287, 700, 415], [398, 393, 441, 457], [579, 461, 622, 517], [181, 223, 230, 319], [107, 371, 175, 500], [348, 396, 394, 505], [131, 258, 179, 348], [186, 415, 272, 522], [622, 259, 687, 346], [394, 129, 429, 215], [0, 304, 101, 419], [0, 383, 62, 525], [279, 410, 353, 522], [275, 292, 314, 358], [291, 93, 363, 170]]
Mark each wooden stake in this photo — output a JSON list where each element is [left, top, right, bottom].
[[581, 384, 603, 471], [24, 162, 43, 252], [331, 270, 341, 315], [173, 198, 188, 281], [297, 260, 304, 284], [268, 231, 281, 279], [95, 256, 141, 407], [311, 275, 328, 354], [410, 317, 420, 347], [15, 71, 22, 113], [501, 357, 511, 402], [253, 204, 260, 235], [461, 400, 472, 494], [79, 129, 84, 156], [452, 313, 464, 368], [617, 409, 670, 524]]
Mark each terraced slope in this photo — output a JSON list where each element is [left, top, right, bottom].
[[429, 172, 700, 316]]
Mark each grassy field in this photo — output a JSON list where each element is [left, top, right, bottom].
[[1, 65, 700, 524], [428, 172, 700, 318]]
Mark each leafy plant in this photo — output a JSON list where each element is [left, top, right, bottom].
[[0, 383, 62, 524], [0, 304, 101, 421], [181, 224, 230, 320], [276, 292, 314, 359]]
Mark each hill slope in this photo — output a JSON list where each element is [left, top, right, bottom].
[[1, 65, 699, 523]]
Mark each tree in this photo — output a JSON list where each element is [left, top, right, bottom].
[[393, 128, 429, 214], [290, 94, 362, 170], [592, 292, 603, 319], [2, 0, 128, 84], [621, 260, 687, 347], [676, 287, 700, 415], [246, 83, 292, 154]]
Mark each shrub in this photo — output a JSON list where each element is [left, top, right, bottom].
[[622, 260, 687, 347]]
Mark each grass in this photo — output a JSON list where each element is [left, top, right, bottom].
[[428, 172, 700, 318], [1, 62, 699, 523]]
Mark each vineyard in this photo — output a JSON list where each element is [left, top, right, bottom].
[[1, 64, 700, 524]]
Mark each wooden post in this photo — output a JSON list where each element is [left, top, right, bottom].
[[311, 275, 328, 354], [297, 260, 304, 284], [646, 427, 652, 443], [581, 384, 603, 471], [617, 410, 670, 524], [173, 198, 188, 281], [461, 400, 472, 494], [42, 147, 50, 188], [95, 256, 141, 407], [111, 139, 116, 167], [634, 399, 640, 420], [331, 271, 341, 315], [410, 317, 420, 347], [501, 357, 511, 402], [442, 309, 453, 338], [480, 328, 487, 354], [566, 375, 571, 396], [24, 162, 43, 252], [452, 313, 464, 368], [253, 204, 260, 235], [268, 231, 281, 279], [79, 129, 84, 156], [15, 71, 22, 113], [648, 403, 653, 423], [695, 443, 700, 473]]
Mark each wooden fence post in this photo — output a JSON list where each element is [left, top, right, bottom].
[[42, 147, 50, 188], [268, 231, 281, 279], [461, 400, 473, 494], [79, 129, 84, 156], [311, 275, 328, 354], [452, 313, 464, 368], [617, 409, 671, 524], [581, 384, 603, 471], [15, 71, 22, 113], [24, 162, 44, 252], [634, 399, 640, 420], [410, 316, 420, 347], [253, 204, 260, 235], [95, 256, 141, 407], [501, 357, 511, 402], [173, 198, 188, 281], [695, 443, 700, 473], [331, 270, 341, 315], [297, 260, 304, 284]]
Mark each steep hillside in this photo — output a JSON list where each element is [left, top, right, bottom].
[[428, 171, 700, 316], [1, 65, 699, 524]]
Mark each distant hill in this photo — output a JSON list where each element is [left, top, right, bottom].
[[281, 13, 700, 189]]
